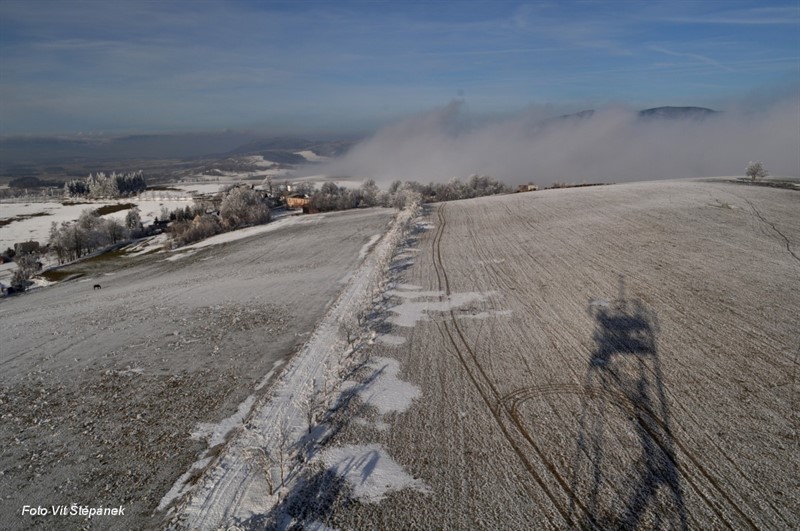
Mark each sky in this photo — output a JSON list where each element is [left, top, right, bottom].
[[0, 0, 798, 136]]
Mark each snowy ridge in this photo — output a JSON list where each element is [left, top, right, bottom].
[[295, 150, 329, 162], [167, 206, 416, 529]]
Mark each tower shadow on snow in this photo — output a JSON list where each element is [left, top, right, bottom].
[[568, 277, 688, 530]]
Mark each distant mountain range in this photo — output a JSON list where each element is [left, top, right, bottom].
[[0, 133, 353, 172], [0, 106, 718, 168], [558, 106, 718, 121]]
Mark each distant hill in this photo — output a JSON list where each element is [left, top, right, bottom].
[[0, 132, 259, 165], [223, 139, 354, 161], [637, 106, 718, 120], [0, 133, 354, 168], [0, 106, 717, 168]]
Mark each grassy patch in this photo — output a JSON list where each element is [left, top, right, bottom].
[[81, 248, 129, 263], [40, 269, 84, 282], [95, 203, 136, 216]]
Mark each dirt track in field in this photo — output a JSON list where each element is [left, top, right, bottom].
[[313, 179, 799, 530]]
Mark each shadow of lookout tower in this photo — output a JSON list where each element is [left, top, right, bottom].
[[568, 276, 688, 530]]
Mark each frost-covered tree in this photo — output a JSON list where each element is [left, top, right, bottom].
[[47, 221, 84, 263], [64, 170, 146, 198], [745, 161, 768, 182], [105, 218, 127, 244], [125, 207, 143, 233], [48, 207, 136, 262], [11, 252, 41, 290], [263, 175, 274, 196], [360, 179, 380, 207], [48, 222, 67, 263], [220, 186, 270, 229], [169, 214, 222, 247], [64, 179, 89, 197]]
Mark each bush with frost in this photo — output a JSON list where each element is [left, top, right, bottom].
[[745, 161, 768, 181]]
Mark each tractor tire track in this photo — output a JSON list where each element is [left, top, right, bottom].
[[431, 203, 599, 529]]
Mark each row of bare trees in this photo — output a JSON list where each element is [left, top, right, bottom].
[[242, 195, 423, 505]]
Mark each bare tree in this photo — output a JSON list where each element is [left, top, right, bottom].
[[274, 416, 292, 492], [302, 379, 322, 433], [339, 316, 359, 346], [245, 446, 278, 496]]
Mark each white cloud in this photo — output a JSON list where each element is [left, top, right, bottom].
[[317, 93, 800, 184]]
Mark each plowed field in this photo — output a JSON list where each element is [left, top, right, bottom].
[[317, 179, 799, 530]]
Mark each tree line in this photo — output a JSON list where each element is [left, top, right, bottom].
[[306, 174, 510, 213], [64, 171, 147, 198]]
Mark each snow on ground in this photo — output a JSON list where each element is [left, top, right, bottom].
[[291, 175, 363, 190], [316, 444, 430, 503], [0, 197, 192, 251], [339, 356, 421, 417], [358, 234, 381, 260], [0, 207, 394, 531], [1, 201, 109, 251], [169, 182, 229, 195], [123, 233, 170, 257], [173, 214, 310, 252], [242, 155, 279, 168], [314, 179, 800, 529], [170, 206, 418, 529], [105, 198, 193, 225], [384, 287, 497, 328], [295, 150, 330, 162], [0, 261, 15, 284]]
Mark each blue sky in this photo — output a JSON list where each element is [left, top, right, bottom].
[[1, 0, 798, 135]]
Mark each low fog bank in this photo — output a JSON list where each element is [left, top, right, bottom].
[[314, 96, 800, 186]]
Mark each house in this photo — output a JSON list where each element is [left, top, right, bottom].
[[517, 183, 539, 193], [286, 193, 310, 209]]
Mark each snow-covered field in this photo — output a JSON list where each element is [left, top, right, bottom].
[[277, 178, 796, 530], [0, 207, 393, 531], [0, 198, 193, 252], [2, 178, 797, 530], [165, 178, 798, 530]]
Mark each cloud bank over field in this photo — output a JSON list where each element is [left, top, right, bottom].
[[316, 94, 800, 185]]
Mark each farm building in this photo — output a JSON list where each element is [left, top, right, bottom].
[[517, 183, 539, 193], [286, 193, 310, 209]]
